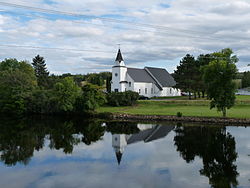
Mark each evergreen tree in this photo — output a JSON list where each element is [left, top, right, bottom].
[[242, 71, 250, 88], [174, 54, 197, 99], [32, 55, 50, 88]]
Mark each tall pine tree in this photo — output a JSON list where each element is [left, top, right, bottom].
[[32, 55, 50, 88], [173, 54, 196, 99]]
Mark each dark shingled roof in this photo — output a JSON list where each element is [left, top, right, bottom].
[[127, 67, 176, 88], [127, 68, 156, 83], [115, 49, 123, 62], [145, 67, 176, 87]]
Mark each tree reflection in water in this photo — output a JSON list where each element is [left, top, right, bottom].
[[0, 117, 106, 166], [0, 117, 140, 166], [174, 125, 238, 188]]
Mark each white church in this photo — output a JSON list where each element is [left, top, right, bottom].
[[111, 49, 181, 97]]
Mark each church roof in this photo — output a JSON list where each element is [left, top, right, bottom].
[[145, 67, 176, 87], [127, 67, 176, 88], [115, 49, 124, 62], [127, 68, 156, 83]]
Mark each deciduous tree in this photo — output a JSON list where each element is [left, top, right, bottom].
[[0, 59, 37, 114], [203, 48, 238, 117]]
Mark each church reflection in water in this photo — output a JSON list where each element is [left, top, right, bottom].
[[111, 124, 174, 165]]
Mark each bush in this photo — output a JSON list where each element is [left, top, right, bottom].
[[177, 112, 183, 117], [106, 91, 139, 106]]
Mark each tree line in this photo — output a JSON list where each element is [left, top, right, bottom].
[[0, 55, 138, 116]]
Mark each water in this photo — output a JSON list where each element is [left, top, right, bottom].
[[0, 117, 250, 188]]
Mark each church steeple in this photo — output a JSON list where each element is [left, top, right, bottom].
[[114, 48, 125, 67], [115, 49, 124, 62]]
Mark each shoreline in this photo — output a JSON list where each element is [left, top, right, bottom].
[[97, 113, 250, 125]]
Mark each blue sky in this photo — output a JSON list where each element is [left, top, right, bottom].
[[0, 0, 250, 74]]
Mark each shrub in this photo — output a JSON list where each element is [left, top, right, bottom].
[[177, 112, 183, 117], [106, 91, 139, 106]]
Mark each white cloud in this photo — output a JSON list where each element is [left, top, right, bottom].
[[0, 0, 250, 74]]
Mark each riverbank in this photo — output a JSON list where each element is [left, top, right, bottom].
[[97, 95, 250, 124], [100, 113, 250, 125]]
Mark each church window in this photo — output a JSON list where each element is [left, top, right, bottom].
[[129, 82, 131, 87], [151, 88, 153, 94], [139, 89, 141, 94], [170, 88, 172, 94], [115, 73, 118, 77], [125, 88, 127, 91], [115, 89, 118, 92], [145, 88, 147, 94]]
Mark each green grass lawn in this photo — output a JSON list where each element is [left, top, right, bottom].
[[97, 95, 250, 119]]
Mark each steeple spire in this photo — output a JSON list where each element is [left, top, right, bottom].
[[115, 49, 124, 62]]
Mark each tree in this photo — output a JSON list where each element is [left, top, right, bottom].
[[174, 54, 197, 99], [203, 48, 238, 117], [196, 54, 211, 98], [242, 71, 250, 88], [26, 88, 54, 114], [86, 73, 104, 86], [0, 59, 37, 114], [32, 55, 50, 88], [106, 74, 112, 93], [74, 83, 106, 113], [52, 77, 81, 113]]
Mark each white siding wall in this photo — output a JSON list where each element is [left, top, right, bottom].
[[134, 82, 155, 97], [134, 83, 181, 97], [153, 87, 181, 97], [126, 74, 134, 91]]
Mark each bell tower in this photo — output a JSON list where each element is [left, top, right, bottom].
[[111, 48, 127, 92]]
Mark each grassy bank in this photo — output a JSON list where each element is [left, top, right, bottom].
[[97, 95, 250, 119]]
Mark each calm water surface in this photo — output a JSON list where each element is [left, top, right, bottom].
[[0, 117, 250, 188]]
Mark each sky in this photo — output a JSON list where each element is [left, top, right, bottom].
[[0, 0, 250, 74]]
